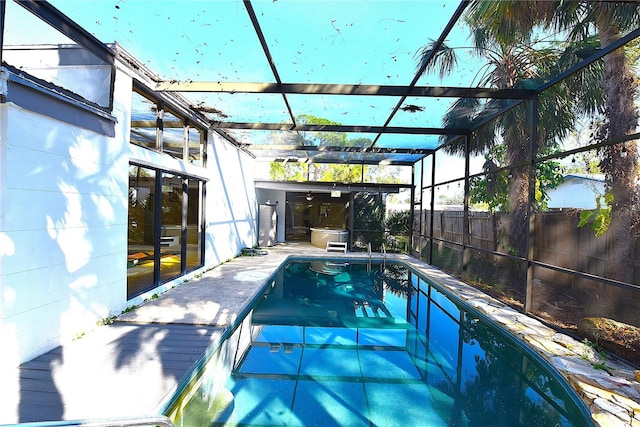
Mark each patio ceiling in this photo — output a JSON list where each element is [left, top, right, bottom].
[[6, 1, 639, 166]]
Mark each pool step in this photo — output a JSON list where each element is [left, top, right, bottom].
[[354, 301, 392, 318], [326, 241, 347, 253]]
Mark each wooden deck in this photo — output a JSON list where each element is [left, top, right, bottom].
[[13, 323, 222, 423]]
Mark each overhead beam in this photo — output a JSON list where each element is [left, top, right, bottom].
[[211, 122, 467, 136], [155, 81, 535, 100], [132, 120, 185, 129], [243, 1, 297, 127], [243, 144, 434, 155], [304, 159, 416, 166]]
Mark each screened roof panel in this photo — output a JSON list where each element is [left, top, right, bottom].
[[285, 94, 401, 126], [250, 0, 455, 86], [4, 0, 75, 45], [225, 129, 379, 148], [51, 0, 276, 83], [250, 148, 423, 166], [390, 97, 460, 129], [187, 92, 291, 123], [10, 0, 640, 166], [374, 134, 443, 151], [413, 17, 485, 88]]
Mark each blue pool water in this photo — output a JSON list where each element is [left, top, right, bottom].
[[166, 259, 592, 426]]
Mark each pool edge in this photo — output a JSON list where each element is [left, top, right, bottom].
[[399, 254, 640, 427], [159, 252, 640, 427]]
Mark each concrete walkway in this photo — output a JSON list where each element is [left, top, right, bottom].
[[1, 243, 345, 424]]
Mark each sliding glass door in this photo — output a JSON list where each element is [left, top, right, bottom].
[[127, 165, 204, 299], [127, 165, 157, 297], [186, 178, 203, 271], [159, 172, 183, 283]]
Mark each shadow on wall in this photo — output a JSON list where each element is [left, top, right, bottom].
[[205, 134, 257, 265], [4, 107, 128, 421], [235, 142, 258, 241]]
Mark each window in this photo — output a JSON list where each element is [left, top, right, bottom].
[[130, 87, 207, 165], [130, 91, 158, 150]]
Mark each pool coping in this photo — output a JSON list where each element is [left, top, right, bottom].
[[156, 250, 640, 427]]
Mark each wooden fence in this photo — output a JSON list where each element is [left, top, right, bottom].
[[416, 209, 640, 285]]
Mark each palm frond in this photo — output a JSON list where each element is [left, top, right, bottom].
[[591, 2, 640, 34], [415, 40, 458, 80], [439, 98, 481, 155]]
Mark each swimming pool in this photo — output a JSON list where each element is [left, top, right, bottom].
[[163, 258, 592, 426]]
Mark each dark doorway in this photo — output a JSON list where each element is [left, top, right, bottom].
[[284, 191, 349, 242]]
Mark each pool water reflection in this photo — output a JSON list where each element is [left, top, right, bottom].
[[167, 260, 591, 426]]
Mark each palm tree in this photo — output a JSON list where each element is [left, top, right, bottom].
[[417, 22, 591, 259], [463, 1, 640, 284]]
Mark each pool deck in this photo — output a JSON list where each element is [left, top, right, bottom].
[[2, 243, 640, 426]]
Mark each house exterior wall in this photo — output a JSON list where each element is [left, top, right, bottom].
[[546, 175, 605, 210], [204, 131, 258, 265], [0, 57, 257, 366], [0, 96, 128, 367]]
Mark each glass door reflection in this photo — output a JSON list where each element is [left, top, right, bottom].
[[160, 172, 183, 282], [127, 165, 157, 298]]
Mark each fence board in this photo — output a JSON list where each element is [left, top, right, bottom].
[[421, 209, 638, 284]]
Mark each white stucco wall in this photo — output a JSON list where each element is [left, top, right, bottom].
[[204, 132, 258, 265], [0, 61, 257, 366], [0, 100, 129, 366]]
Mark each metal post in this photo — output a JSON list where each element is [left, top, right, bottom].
[[153, 170, 162, 285], [418, 159, 423, 257], [0, 0, 6, 66], [462, 133, 470, 274], [183, 123, 190, 161], [524, 96, 539, 313], [410, 163, 416, 256], [156, 101, 164, 151], [348, 191, 354, 250], [429, 151, 436, 265], [181, 178, 188, 274], [200, 178, 206, 265]]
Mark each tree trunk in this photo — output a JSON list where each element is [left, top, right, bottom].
[[597, 19, 638, 284], [505, 131, 530, 259]]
